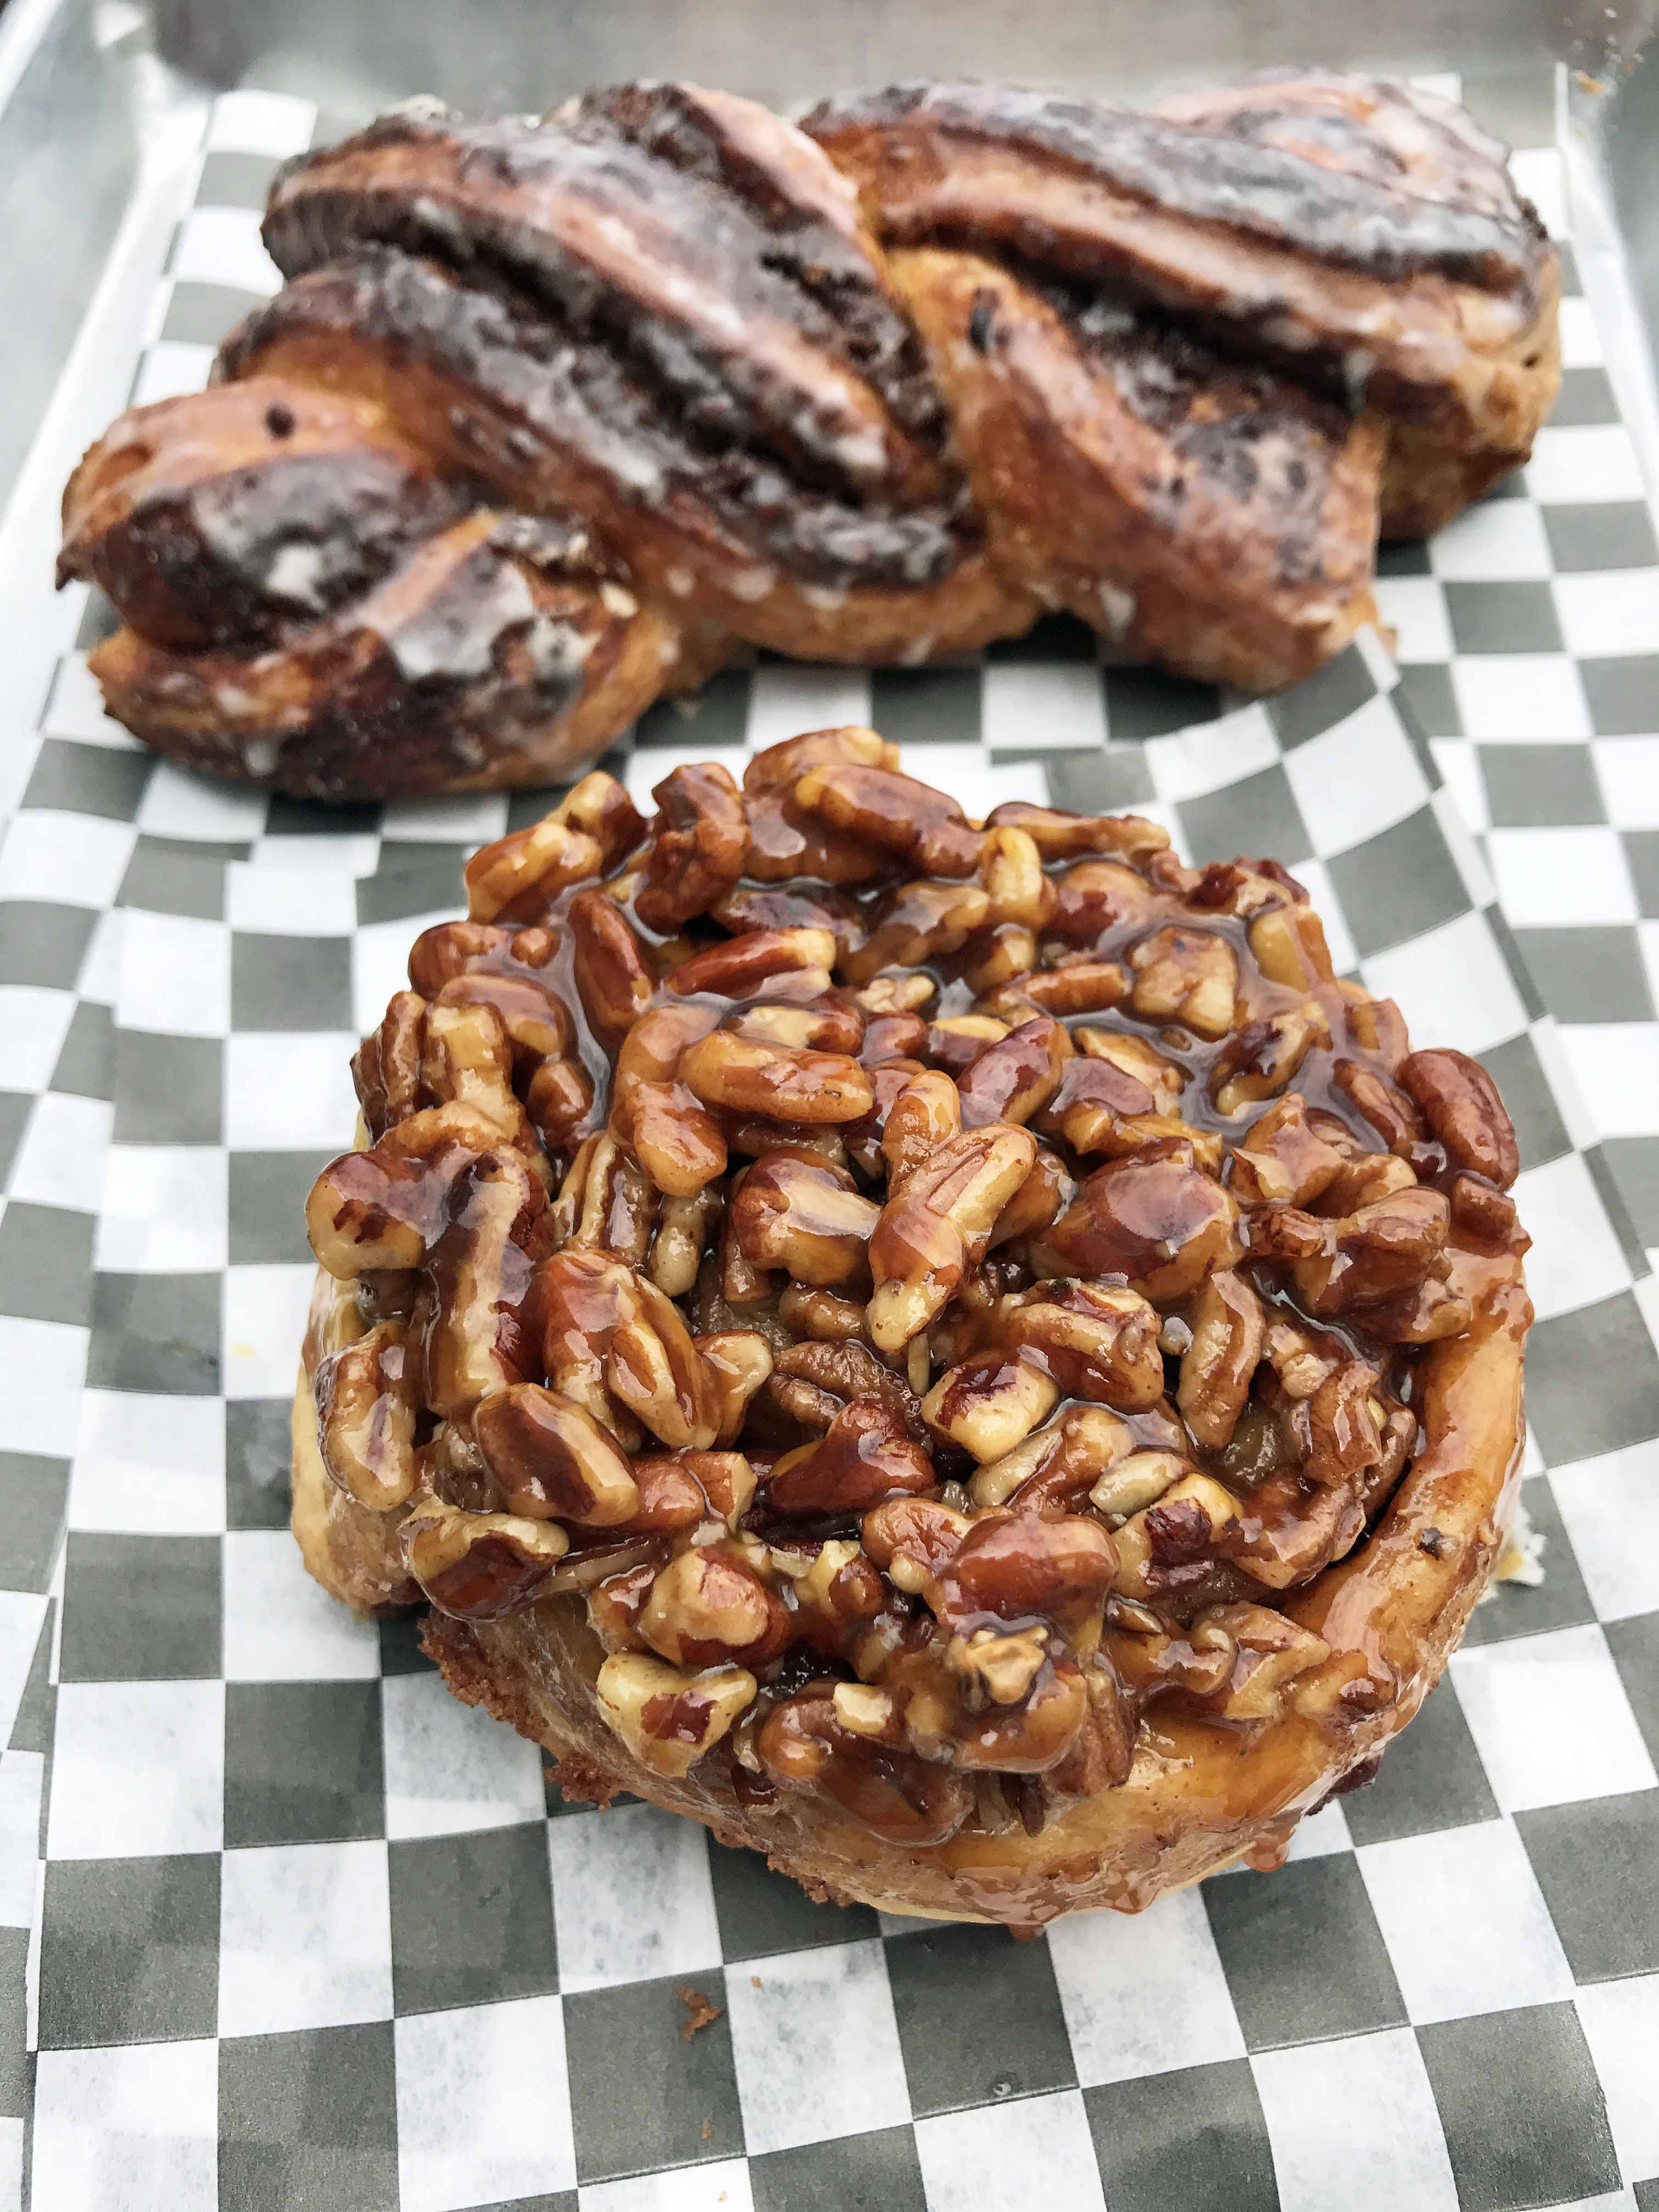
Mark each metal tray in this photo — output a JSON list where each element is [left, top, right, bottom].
[[2, 9, 1657, 2212]]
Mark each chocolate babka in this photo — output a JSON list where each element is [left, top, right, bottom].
[[59, 72, 1559, 798]]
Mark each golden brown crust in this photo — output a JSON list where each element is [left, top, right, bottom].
[[79, 494, 725, 800], [218, 286, 1036, 669], [1141, 72, 1562, 532], [813, 74, 1560, 540], [890, 246, 1386, 690], [292, 1273, 419, 1609]]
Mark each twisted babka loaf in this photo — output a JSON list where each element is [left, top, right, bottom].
[[59, 72, 1560, 798]]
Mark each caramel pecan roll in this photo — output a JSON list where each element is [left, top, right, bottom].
[[292, 735, 1531, 1930]]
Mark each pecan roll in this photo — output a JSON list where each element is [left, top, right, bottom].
[[291, 733, 1530, 1930]]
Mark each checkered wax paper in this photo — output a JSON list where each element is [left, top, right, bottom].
[[2, 76, 1658, 2212]]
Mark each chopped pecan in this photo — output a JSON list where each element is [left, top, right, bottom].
[[1187, 1602, 1331, 1719], [1224, 1468, 1365, 1590], [417, 1150, 549, 1419], [1448, 1173, 1527, 1251], [713, 882, 868, 966], [989, 1147, 1071, 1248], [528, 1246, 718, 1449], [1127, 925, 1238, 1039], [978, 826, 1056, 929], [568, 888, 654, 1046], [969, 1404, 1134, 1511], [1089, 1448, 1187, 1522], [1177, 1271, 1265, 1449], [635, 761, 747, 931], [526, 1056, 597, 1158], [983, 802, 1169, 863], [1332, 1057, 1421, 1155], [1034, 1152, 1241, 1303], [1247, 901, 1335, 990], [1227, 1093, 1345, 1207], [313, 1320, 419, 1511], [1045, 859, 1158, 946], [758, 1684, 972, 1844], [841, 878, 991, 984], [1301, 1362, 1385, 1490], [941, 1511, 1118, 1624], [962, 922, 1040, 992], [765, 1397, 935, 1516], [649, 1184, 724, 1298], [792, 761, 984, 878], [1111, 1471, 1238, 1600], [473, 1383, 642, 1525], [554, 768, 650, 868], [998, 1281, 1165, 1408], [668, 927, 838, 1005], [679, 1032, 874, 1125], [769, 1338, 923, 1437], [1210, 1001, 1330, 1117], [612, 1080, 727, 1199], [399, 1493, 569, 1619], [465, 817, 603, 926], [868, 1119, 1037, 1351], [1289, 1187, 1451, 1317], [596, 1653, 758, 1776], [695, 1331, 775, 1449], [957, 1015, 1072, 1128], [998, 961, 1130, 1019], [1398, 1049, 1520, 1189], [923, 1352, 1059, 1464], [353, 990, 426, 1141], [639, 1545, 791, 1668], [552, 1131, 658, 1263], [742, 724, 896, 794], [730, 1149, 881, 1285]]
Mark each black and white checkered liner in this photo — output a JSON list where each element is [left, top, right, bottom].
[[2, 81, 1657, 2212]]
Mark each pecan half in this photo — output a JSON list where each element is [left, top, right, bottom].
[[635, 761, 748, 931], [1398, 1048, 1520, 1188]]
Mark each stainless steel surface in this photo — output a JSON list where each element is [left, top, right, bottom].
[[0, 0, 136, 512], [140, 0, 1639, 116], [1572, 45, 1659, 488]]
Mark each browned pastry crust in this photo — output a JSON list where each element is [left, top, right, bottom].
[[291, 731, 1531, 1925], [887, 248, 1388, 687], [241, 86, 1035, 664], [57, 381, 724, 799], [1146, 72, 1562, 533], [59, 72, 1559, 795], [811, 74, 1560, 539]]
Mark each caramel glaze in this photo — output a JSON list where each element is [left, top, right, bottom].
[[296, 751, 1531, 1922]]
